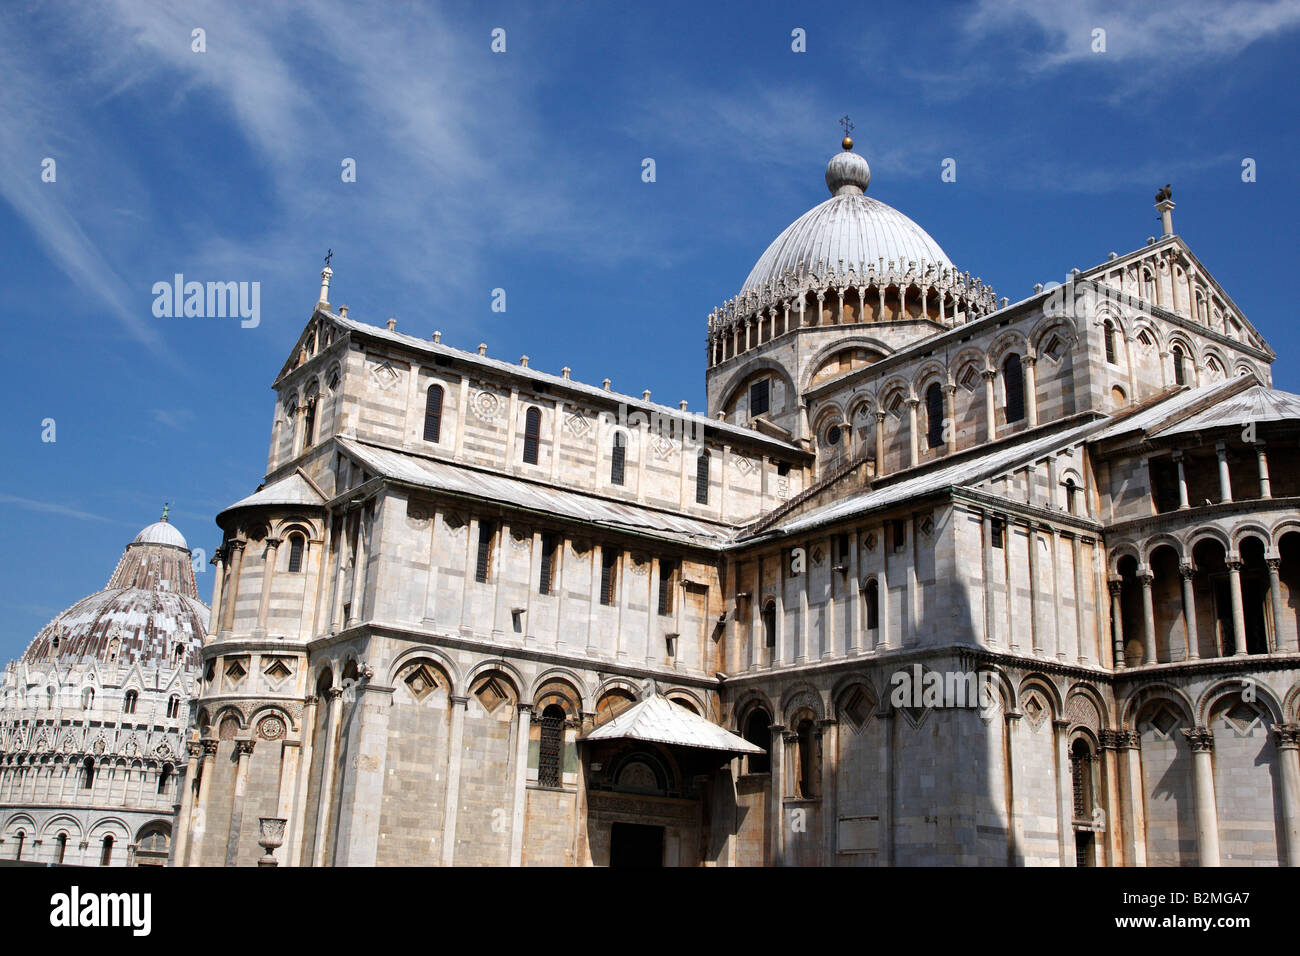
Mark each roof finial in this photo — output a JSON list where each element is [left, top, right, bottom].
[[161, 502, 170, 523], [1155, 184, 1175, 238], [839, 114, 855, 151]]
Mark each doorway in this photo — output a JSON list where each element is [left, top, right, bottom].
[[609, 823, 664, 867]]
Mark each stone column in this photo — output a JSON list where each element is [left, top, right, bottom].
[[1180, 563, 1200, 660], [982, 512, 996, 647], [421, 510, 444, 626], [1023, 356, 1039, 427], [1184, 727, 1220, 866], [873, 411, 886, 476], [773, 551, 786, 666], [587, 545, 601, 656], [207, 550, 225, 641], [172, 741, 202, 866], [1227, 557, 1248, 656], [346, 511, 369, 627], [1216, 441, 1233, 503], [1109, 579, 1126, 669], [1267, 557, 1295, 652], [747, 560, 760, 671], [332, 677, 393, 866], [1099, 730, 1123, 866], [797, 546, 810, 663], [943, 384, 957, 454], [255, 538, 281, 635], [1173, 451, 1189, 509], [286, 695, 318, 866], [1054, 720, 1076, 866], [768, 723, 785, 866], [905, 398, 919, 468], [1256, 443, 1272, 498], [220, 541, 245, 634], [847, 529, 862, 655], [331, 518, 349, 632], [187, 739, 218, 866], [1272, 724, 1300, 867], [1026, 524, 1041, 655], [982, 369, 998, 442], [441, 695, 468, 866], [819, 718, 837, 866], [1119, 731, 1147, 867], [1072, 535, 1089, 665], [508, 703, 533, 866], [312, 687, 344, 867], [224, 738, 256, 866], [492, 522, 510, 637], [1139, 569, 1157, 664]]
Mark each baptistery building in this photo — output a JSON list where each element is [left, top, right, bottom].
[[177, 137, 1300, 866], [0, 511, 208, 865]]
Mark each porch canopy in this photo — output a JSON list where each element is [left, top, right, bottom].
[[582, 695, 765, 755]]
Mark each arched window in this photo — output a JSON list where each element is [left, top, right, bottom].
[[82, 757, 95, 790], [865, 578, 879, 630], [537, 704, 565, 788], [742, 709, 771, 774], [123, 690, 138, 715], [173, 643, 185, 664], [100, 835, 114, 866], [1142, 270, 1156, 302], [14, 830, 24, 861], [1065, 478, 1078, 515], [423, 384, 444, 443], [795, 718, 817, 797], [1172, 345, 1187, 386], [610, 432, 626, 485], [925, 382, 944, 448], [1103, 320, 1116, 364], [287, 532, 305, 573], [166, 695, 181, 719], [762, 600, 776, 648], [302, 393, 318, 450], [1003, 353, 1025, 423], [82, 688, 94, 711], [54, 833, 67, 865], [695, 449, 710, 504], [522, 406, 541, 464]]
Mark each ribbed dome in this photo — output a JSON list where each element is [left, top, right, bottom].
[[741, 145, 954, 295], [134, 518, 187, 549]]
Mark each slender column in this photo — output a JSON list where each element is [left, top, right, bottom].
[[1099, 731, 1124, 866], [309, 518, 333, 637], [982, 369, 998, 442], [172, 742, 201, 865], [1180, 564, 1200, 659], [1120, 731, 1147, 866], [441, 695, 468, 866], [1072, 535, 1089, 665], [819, 718, 837, 866], [1227, 558, 1248, 656], [508, 704, 533, 866], [331, 518, 349, 632], [982, 512, 996, 647], [823, 536, 835, 660], [491, 521, 509, 637], [773, 550, 786, 666], [220, 541, 245, 634], [256, 538, 281, 633], [421, 510, 444, 625], [943, 384, 957, 454], [347, 510, 369, 627], [905, 398, 919, 468], [224, 739, 256, 866], [1272, 724, 1300, 867], [1216, 441, 1233, 503], [873, 411, 886, 476], [187, 739, 218, 866], [1267, 557, 1293, 653], [1139, 570, 1157, 664], [847, 529, 862, 654], [1109, 579, 1125, 669], [648, 552, 661, 665], [1173, 451, 1189, 509], [1256, 443, 1271, 498], [1023, 356, 1039, 427], [207, 550, 225, 641], [286, 695, 318, 866], [311, 687, 344, 867], [1027, 524, 1041, 654], [1184, 727, 1220, 866], [768, 723, 785, 865], [460, 517, 478, 632], [747, 560, 759, 671], [587, 545, 601, 655], [1054, 720, 1076, 866]]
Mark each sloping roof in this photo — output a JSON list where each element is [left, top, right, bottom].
[[218, 471, 325, 520], [583, 695, 765, 754], [1088, 376, 1250, 442], [1157, 385, 1300, 438], [335, 437, 732, 547]]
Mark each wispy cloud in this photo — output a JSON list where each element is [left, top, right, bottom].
[[0, 493, 118, 523], [151, 408, 195, 430]]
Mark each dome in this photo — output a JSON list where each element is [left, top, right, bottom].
[[134, 516, 187, 549], [740, 143, 954, 295]]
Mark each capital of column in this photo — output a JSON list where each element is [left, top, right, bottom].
[[210, 549, 225, 568], [1117, 729, 1141, 750], [1215, 441, 1229, 458], [817, 717, 838, 731], [1139, 570, 1155, 586], [1098, 729, 1123, 750], [782, 731, 798, 745], [1179, 562, 1197, 580], [904, 397, 919, 410], [516, 703, 533, 715], [201, 739, 219, 756], [1226, 558, 1244, 572], [768, 722, 786, 735], [264, 537, 283, 550], [1052, 718, 1070, 733], [227, 540, 246, 555], [186, 741, 203, 759], [235, 739, 256, 756], [941, 383, 957, 396], [980, 368, 998, 381], [1171, 449, 1184, 462], [1182, 726, 1215, 752], [1022, 355, 1037, 368], [1266, 557, 1281, 573], [325, 687, 344, 701], [873, 410, 886, 423], [449, 695, 470, 707], [1107, 579, 1123, 597], [303, 694, 319, 707], [1272, 723, 1300, 751]]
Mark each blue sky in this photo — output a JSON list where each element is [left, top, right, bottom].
[[2, 0, 1298, 660]]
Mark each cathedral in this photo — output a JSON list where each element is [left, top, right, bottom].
[[21, 134, 1300, 867]]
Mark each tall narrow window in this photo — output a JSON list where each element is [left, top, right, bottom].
[[82, 757, 95, 790], [302, 394, 318, 450], [695, 449, 711, 504], [538, 533, 557, 595], [610, 432, 626, 485], [991, 517, 1005, 549], [795, 719, 816, 797], [1003, 353, 1025, 423], [762, 601, 776, 648], [423, 384, 444, 443], [14, 831, 23, 861], [926, 382, 944, 448], [123, 690, 137, 715], [749, 378, 770, 417], [158, 764, 172, 794], [100, 835, 114, 866], [1071, 739, 1093, 820], [1172, 345, 1187, 386], [54, 833, 66, 865], [475, 520, 496, 583], [600, 547, 618, 606], [743, 709, 771, 774], [522, 406, 541, 464], [1103, 320, 1116, 364], [167, 695, 181, 719], [82, 688, 94, 711], [865, 578, 879, 630], [288, 533, 305, 573], [537, 704, 565, 788], [1065, 478, 1078, 515], [891, 518, 906, 553], [658, 559, 677, 615]]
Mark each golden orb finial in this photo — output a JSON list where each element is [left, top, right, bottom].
[[842, 136, 854, 151], [839, 115, 855, 151]]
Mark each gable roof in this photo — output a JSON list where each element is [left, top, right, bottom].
[[583, 694, 764, 754], [217, 470, 325, 522], [1157, 384, 1300, 439]]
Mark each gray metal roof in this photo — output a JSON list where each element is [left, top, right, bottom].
[[1089, 376, 1254, 442], [583, 694, 764, 754], [336, 437, 733, 547], [218, 471, 324, 520], [1158, 385, 1300, 438]]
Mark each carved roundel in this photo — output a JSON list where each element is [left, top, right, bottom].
[[257, 715, 287, 740], [472, 390, 501, 421]]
